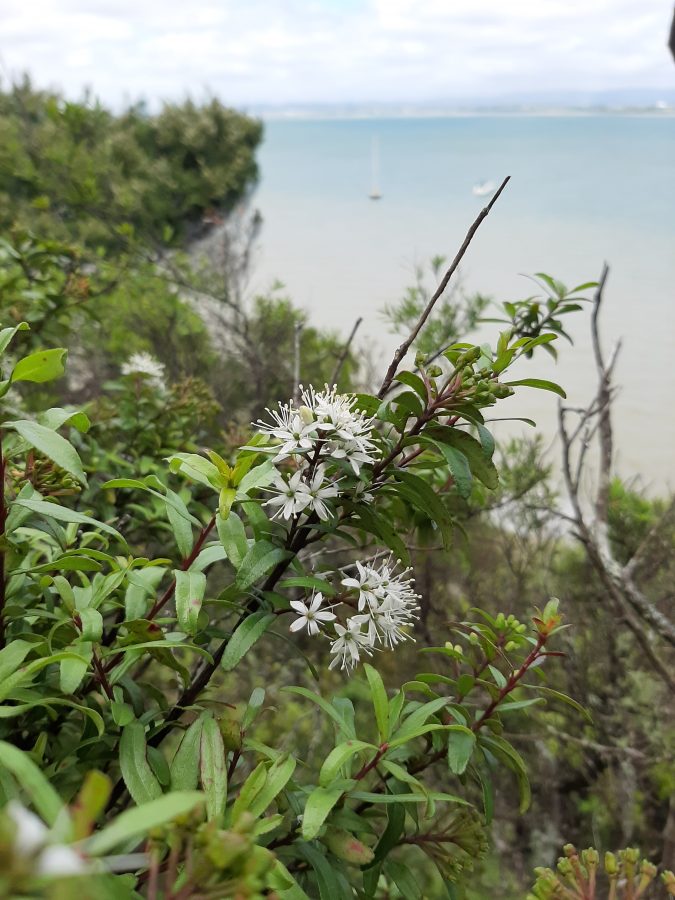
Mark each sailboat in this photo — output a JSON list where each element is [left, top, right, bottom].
[[369, 137, 382, 200]]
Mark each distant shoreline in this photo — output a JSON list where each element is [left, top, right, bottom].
[[257, 107, 675, 121]]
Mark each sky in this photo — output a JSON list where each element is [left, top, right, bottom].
[[0, 0, 673, 108]]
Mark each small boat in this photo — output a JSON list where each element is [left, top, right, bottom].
[[369, 137, 382, 200], [472, 180, 497, 197]]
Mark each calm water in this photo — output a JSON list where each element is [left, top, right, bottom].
[[252, 115, 675, 491]]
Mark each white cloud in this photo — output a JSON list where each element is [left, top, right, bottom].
[[0, 0, 672, 106]]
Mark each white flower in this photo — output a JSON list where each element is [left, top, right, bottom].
[[265, 469, 311, 521], [257, 385, 379, 476], [342, 560, 380, 611], [6, 801, 88, 876], [300, 464, 339, 521], [289, 592, 336, 635], [120, 352, 165, 388], [6, 801, 46, 854], [38, 845, 87, 876], [256, 403, 317, 461], [328, 618, 374, 671], [339, 557, 420, 657]]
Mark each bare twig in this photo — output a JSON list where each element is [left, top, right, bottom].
[[330, 316, 362, 385], [377, 176, 510, 399]]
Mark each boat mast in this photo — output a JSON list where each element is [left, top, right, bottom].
[[369, 136, 382, 200]]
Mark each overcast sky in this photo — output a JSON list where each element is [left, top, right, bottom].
[[1, 0, 673, 108]]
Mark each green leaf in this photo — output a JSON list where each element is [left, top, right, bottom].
[[424, 437, 473, 499], [119, 722, 163, 805], [479, 734, 531, 812], [390, 696, 449, 745], [0, 322, 29, 355], [278, 575, 337, 597], [11, 348, 67, 384], [4, 419, 87, 485], [0, 640, 33, 682], [166, 489, 193, 558], [0, 741, 63, 826], [319, 740, 376, 787], [504, 378, 566, 398], [242, 687, 266, 730], [237, 460, 276, 496], [221, 611, 275, 671], [446, 725, 476, 775], [283, 687, 349, 734], [297, 842, 351, 900], [364, 664, 390, 743], [268, 859, 312, 900], [0, 651, 86, 702], [13, 497, 123, 543], [200, 717, 227, 824], [85, 792, 204, 856], [520, 684, 592, 723], [0, 698, 103, 735], [393, 470, 453, 547], [475, 423, 495, 459], [236, 541, 290, 590], [351, 505, 409, 565], [38, 407, 90, 433], [170, 717, 205, 791], [231, 762, 268, 823], [248, 754, 296, 818], [59, 644, 91, 693], [174, 569, 207, 636], [78, 607, 103, 642], [217, 511, 248, 569], [386, 860, 423, 898], [394, 371, 428, 402], [168, 453, 223, 489], [302, 784, 346, 840], [429, 427, 498, 490]]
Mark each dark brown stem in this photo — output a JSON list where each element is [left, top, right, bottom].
[[0, 431, 6, 650], [354, 743, 389, 781], [148, 514, 217, 620], [92, 648, 115, 701], [377, 176, 510, 399]]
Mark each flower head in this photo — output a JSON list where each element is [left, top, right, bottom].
[[289, 592, 336, 635], [120, 352, 165, 388], [328, 618, 374, 671], [265, 468, 311, 521]]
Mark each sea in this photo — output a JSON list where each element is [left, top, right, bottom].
[[250, 114, 675, 493]]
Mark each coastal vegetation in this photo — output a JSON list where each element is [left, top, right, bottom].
[[0, 81, 672, 899]]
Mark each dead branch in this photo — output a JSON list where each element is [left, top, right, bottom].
[[331, 316, 362, 385], [557, 265, 675, 667], [377, 176, 511, 399]]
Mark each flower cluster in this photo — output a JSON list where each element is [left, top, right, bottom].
[[289, 558, 421, 672], [257, 384, 378, 476], [120, 351, 166, 389], [258, 384, 379, 524]]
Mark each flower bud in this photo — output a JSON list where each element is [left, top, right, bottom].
[[323, 828, 374, 866], [298, 405, 314, 425], [604, 852, 617, 875]]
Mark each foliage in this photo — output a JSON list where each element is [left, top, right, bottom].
[[0, 77, 262, 252], [0, 299, 582, 897]]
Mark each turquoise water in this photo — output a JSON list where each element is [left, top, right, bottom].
[[253, 115, 675, 489]]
